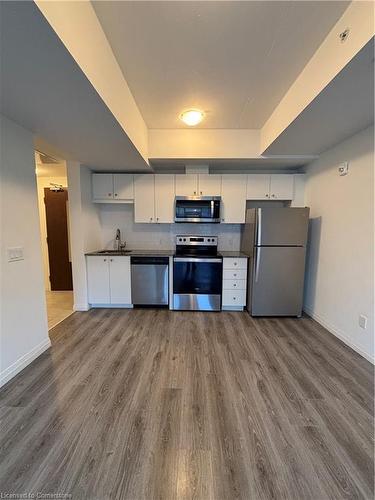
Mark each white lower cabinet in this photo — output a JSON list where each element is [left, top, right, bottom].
[[222, 257, 248, 309], [87, 256, 131, 305]]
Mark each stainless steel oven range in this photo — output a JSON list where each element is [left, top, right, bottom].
[[173, 235, 222, 311]]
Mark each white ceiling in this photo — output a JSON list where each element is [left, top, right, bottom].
[[264, 38, 375, 156], [0, 2, 150, 171], [93, 0, 349, 129]]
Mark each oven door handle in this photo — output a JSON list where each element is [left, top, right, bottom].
[[174, 257, 222, 263]]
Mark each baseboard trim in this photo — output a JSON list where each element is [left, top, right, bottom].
[[0, 338, 51, 388], [73, 303, 90, 311], [89, 304, 133, 309], [303, 306, 374, 364]]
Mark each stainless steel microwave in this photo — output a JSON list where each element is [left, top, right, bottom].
[[174, 196, 221, 223]]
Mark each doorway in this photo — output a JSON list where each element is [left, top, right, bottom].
[[35, 152, 74, 330]]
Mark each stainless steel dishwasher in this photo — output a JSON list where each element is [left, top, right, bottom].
[[131, 256, 169, 306]]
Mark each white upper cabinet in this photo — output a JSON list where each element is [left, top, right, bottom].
[[198, 174, 221, 196], [113, 174, 134, 200], [154, 175, 175, 223], [221, 175, 247, 223], [246, 174, 295, 200], [269, 174, 294, 200], [92, 173, 114, 201], [246, 174, 271, 200], [134, 175, 155, 223], [175, 174, 198, 196]]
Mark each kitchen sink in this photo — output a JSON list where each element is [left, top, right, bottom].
[[96, 250, 132, 255]]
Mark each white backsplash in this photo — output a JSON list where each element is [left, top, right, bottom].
[[99, 204, 241, 251]]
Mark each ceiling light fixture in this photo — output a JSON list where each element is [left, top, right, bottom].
[[180, 109, 205, 126]]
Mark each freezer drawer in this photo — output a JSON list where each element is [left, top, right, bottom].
[[249, 246, 306, 316]]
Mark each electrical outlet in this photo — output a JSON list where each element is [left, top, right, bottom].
[[7, 247, 24, 262], [338, 162, 349, 176], [359, 315, 367, 330]]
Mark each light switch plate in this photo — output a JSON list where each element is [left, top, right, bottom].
[[7, 247, 24, 262], [359, 314, 367, 329]]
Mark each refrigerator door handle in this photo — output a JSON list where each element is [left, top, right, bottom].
[[255, 247, 261, 282], [257, 209, 262, 245]]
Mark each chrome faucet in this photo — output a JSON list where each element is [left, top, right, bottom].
[[114, 228, 126, 252]]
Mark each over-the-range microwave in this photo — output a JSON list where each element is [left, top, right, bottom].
[[174, 196, 221, 223]]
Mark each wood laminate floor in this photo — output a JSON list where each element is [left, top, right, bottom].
[[0, 309, 373, 499]]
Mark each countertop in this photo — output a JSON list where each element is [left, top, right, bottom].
[[219, 251, 249, 258], [85, 249, 249, 258], [85, 249, 173, 257]]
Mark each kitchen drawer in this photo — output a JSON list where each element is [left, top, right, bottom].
[[222, 289, 246, 306], [223, 258, 248, 270], [223, 279, 246, 290], [223, 269, 247, 280]]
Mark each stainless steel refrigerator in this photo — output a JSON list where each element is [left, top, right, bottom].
[[240, 207, 310, 317]]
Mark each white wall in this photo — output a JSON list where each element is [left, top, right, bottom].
[[0, 115, 50, 386], [304, 125, 374, 362], [36, 174, 68, 290], [67, 162, 101, 311]]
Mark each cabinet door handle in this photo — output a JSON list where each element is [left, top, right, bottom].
[[265, 193, 269, 198], [110, 258, 113, 262], [233, 283, 237, 287], [200, 191, 203, 195], [114, 193, 118, 197], [108, 193, 112, 197], [271, 194, 276, 198], [233, 296, 236, 300], [104, 259, 107, 262], [233, 273, 237, 277], [150, 217, 153, 221], [193, 191, 196, 195], [234, 262, 237, 266], [156, 217, 159, 221]]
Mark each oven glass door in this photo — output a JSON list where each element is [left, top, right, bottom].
[[173, 258, 222, 295]]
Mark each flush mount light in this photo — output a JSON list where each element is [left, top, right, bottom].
[[180, 109, 205, 126]]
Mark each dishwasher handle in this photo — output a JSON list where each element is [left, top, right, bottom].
[[131, 256, 169, 265]]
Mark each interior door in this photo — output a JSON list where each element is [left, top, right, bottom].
[[251, 246, 305, 316], [44, 188, 73, 291]]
